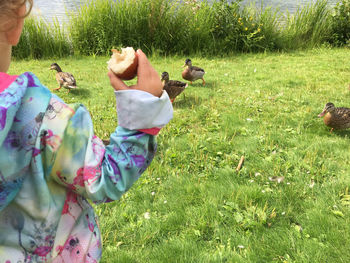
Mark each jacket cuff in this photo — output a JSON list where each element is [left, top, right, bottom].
[[138, 127, 161, 135], [115, 90, 173, 130]]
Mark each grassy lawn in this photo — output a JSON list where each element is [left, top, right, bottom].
[[9, 48, 350, 262]]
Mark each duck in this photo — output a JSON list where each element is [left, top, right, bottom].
[[50, 63, 77, 93], [182, 58, 205, 86], [161, 72, 188, 103], [318, 102, 350, 132]]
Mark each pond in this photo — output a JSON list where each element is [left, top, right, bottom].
[[32, 0, 339, 24]]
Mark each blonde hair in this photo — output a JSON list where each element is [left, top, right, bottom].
[[0, 0, 33, 30]]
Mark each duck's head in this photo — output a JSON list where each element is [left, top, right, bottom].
[[183, 58, 192, 67], [161, 72, 170, 82], [318, 102, 335, 117], [50, 63, 62, 72]]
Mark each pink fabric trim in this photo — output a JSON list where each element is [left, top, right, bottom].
[[0, 72, 18, 93], [138, 127, 161, 135]]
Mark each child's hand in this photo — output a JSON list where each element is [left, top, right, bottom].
[[108, 49, 163, 98]]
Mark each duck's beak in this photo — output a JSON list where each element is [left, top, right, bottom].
[[182, 63, 187, 68], [318, 108, 327, 118]]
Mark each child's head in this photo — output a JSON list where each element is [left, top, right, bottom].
[[0, 0, 33, 31], [0, 0, 32, 72]]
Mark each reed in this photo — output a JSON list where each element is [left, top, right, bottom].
[[13, 16, 71, 59], [69, 0, 216, 55], [281, 0, 333, 50], [12, 0, 343, 58]]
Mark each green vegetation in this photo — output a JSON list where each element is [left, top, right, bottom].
[[13, 16, 71, 59], [13, 0, 350, 58], [330, 0, 350, 46], [10, 48, 350, 262], [281, 0, 332, 50]]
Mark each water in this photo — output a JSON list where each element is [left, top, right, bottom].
[[32, 0, 84, 24], [32, 0, 338, 24], [243, 0, 337, 12]]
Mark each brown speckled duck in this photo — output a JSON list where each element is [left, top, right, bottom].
[[50, 63, 77, 93], [318, 102, 350, 132], [182, 58, 205, 86], [161, 72, 188, 103]]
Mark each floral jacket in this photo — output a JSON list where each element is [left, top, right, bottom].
[[0, 72, 173, 262]]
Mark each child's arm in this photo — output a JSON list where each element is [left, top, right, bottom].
[[45, 49, 173, 202], [46, 102, 162, 203]]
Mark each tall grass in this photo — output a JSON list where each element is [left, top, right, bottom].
[[12, 0, 344, 59], [13, 16, 71, 59], [69, 0, 216, 55], [281, 0, 333, 50]]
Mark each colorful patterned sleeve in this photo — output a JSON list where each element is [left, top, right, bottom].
[[40, 101, 156, 203]]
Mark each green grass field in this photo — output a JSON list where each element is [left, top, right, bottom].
[[9, 47, 350, 262]]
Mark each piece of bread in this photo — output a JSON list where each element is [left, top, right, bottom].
[[107, 47, 138, 80]]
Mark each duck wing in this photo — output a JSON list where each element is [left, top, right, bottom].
[[192, 66, 205, 73], [60, 72, 76, 86], [168, 80, 187, 88], [336, 107, 350, 119], [164, 82, 187, 100]]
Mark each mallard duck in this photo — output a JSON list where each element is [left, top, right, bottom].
[[161, 72, 188, 103], [50, 63, 77, 93], [182, 58, 205, 86], [318, 102, 350, 132]]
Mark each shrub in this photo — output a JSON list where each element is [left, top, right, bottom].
[[329, 0, 350, 46]]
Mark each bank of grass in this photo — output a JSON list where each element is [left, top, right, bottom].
[[9, 47, 350, 262], [14, 0, 338, 58]]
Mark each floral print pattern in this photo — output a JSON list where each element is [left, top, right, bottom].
[[0, 72, 157, 262]]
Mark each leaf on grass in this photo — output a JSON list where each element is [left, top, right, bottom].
[[194, 229, 201, 237], [341, 195, 350, 201], [116, 241, 123, 248], [340, 194, 350, 206], [309, 179, 315, 188], [269, 176, 285, 183], [144, 212, 151, 219], [270, 209, 277, 219], [332, 210, 344, 218], [234, 212, 244, 223], [293, 224, 303, 233]]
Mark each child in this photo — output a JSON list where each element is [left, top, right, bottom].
[[0, 0, 173, 262]]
